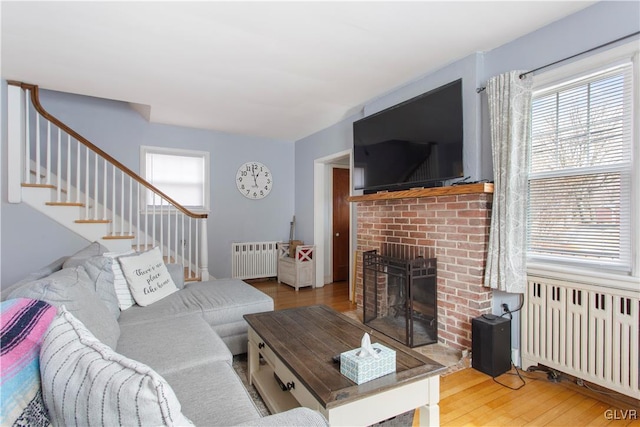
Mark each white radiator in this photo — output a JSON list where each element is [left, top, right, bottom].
[[522, 276, 639, 399], [231, 241, 278, 280]]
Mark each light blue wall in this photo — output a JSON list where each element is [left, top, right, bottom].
[[1, 87, 294, 284], [294, 0, 639, 273], [1, 81, 94, 286], [293, 1, 639, 354]]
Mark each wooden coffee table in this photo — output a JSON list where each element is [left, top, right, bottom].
[[244, 305, 446, 426]]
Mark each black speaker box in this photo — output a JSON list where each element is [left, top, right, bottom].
[[471, 315, 511, 377]]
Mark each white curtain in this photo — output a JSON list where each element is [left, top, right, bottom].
[[484, 71, 533, 293]]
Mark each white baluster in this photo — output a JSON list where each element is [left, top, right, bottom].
[[174, 209, 178, 266], [120, 170, 124, 235], [167, 203, 171, 262], [24, 89, 31, 185], [136, 182, 141, 251], [195, 219, 199, 280], [46, 121, 51, 185], [103, 159, 107, 220], [94, 152, 99, 220], [152, 193, 156, 247], [75, 140, 80, 203], [84, 146, 89, 219], [160, 197, 164, 255], [56, 128, 61, 202], [112, 165, 116, 235], [188, 218, 192, 278], [181, 214, 185, 275], [129, 177, 133, 236], [35, 114, 40, 184], [144, 187, 149, 250], [66, 135, 71, 202]]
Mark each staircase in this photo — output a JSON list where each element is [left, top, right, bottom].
[[7, 82, 209, 281]]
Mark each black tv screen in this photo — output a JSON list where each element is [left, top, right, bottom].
[[353, 79, 463, 193]]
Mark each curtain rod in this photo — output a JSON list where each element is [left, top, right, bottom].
[[476, 30, 640, 93]]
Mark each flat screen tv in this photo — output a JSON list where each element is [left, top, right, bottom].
[[353, 79, 463, 194]]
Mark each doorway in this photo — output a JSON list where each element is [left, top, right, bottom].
[[332, 167, 350, 282], [313, 149, 352, 299]]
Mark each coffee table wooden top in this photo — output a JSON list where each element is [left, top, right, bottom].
[[244, 305, 446, 410]]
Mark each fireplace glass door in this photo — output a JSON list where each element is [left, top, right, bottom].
[[363, 250, 437, 347]]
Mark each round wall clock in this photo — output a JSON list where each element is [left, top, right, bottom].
[[236, 161, 273, 200]]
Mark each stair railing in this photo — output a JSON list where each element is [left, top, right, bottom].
[[7, 81, 209, 281]]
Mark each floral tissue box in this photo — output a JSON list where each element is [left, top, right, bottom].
[[340, 343, 396, 384]]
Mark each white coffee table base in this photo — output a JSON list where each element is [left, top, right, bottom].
[[247, 326, 440, 427]]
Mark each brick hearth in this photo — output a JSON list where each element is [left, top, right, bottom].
[[351, 184, 494, 351]]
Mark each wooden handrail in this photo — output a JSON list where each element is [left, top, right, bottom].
[[9, 81, 207, 219]]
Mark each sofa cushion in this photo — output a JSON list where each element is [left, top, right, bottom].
[[162, 361, 261, 426], [117, 314, 232, 376], [0, 298, 56, 427], [118, 278, 274, 327], [104, 250, 136, 310], [40, 307, 194, 427], [62, 241, 109, 269], [80, 255, 120, 319], [118, 247, 178, 306], [8, 266, 120, 349], [1, 256, 68, 302], [166, 263, 186, 290]]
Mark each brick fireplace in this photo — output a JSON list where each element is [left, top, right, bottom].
[[350, 183, 494, 351]]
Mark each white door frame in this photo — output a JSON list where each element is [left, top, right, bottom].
[[313, 149, 352, 298]]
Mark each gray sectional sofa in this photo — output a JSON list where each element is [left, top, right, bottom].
[[1, 242, 328, 426]]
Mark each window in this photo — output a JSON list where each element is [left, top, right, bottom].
[[141, 146, 210, 211], [528, 53, 636, 274]]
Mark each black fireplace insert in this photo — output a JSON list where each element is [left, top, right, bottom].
[[362, 248, 437, 347]]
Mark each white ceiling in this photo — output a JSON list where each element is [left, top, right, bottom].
[[2, 1, 595, 141]]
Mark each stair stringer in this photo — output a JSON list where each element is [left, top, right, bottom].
[[21, 185, 201, 278], [21, 186, 132, 253]]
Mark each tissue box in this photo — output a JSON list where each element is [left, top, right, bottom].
[[340, 343, 396, 384]]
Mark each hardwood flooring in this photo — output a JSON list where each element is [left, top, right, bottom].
[[247, 279, 639, 426]]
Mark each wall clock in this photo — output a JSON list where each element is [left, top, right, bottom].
[[236, 161, 273, 200]]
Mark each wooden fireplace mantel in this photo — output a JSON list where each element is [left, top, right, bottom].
[[347, 182, 494, 202]]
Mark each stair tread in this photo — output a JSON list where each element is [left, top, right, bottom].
[[103, 234, 135, 240], [76, 219, 111, 224], [22, 183, 56, 189], [46, 201, 85, 207]]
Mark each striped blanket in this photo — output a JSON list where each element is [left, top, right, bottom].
[[1, 298, 56, 427]]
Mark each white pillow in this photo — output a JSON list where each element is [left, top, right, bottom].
[[104, 250, 136, 310], [118, 247, 178, 306], [40, 307, 194, 427]]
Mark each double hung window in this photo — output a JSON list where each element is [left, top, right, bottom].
[[528, 49, 637, 275], [141, 146, 210, 212]]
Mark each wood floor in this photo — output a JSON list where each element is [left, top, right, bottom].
[[247, 279, 639, 426]]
